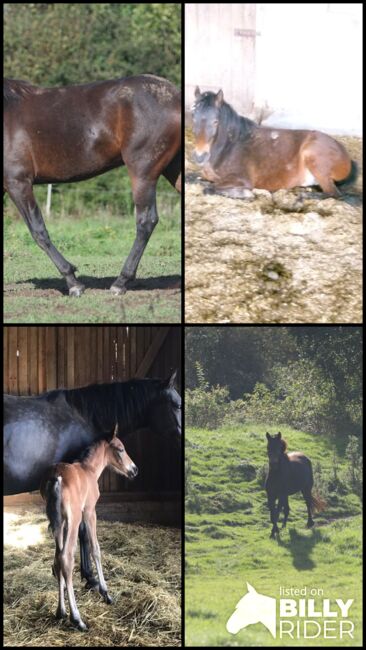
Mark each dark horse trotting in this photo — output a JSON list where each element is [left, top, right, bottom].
[[4, 372, 181, 587], [265, 432, 325, 539], [192, 87, 355, 199], [4, 75, 181, 295]]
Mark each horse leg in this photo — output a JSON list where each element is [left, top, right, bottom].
[[54, 544, 67, 620], [302, 489, 315, 528], [268, 496, 280, 539], [110, 175, 159, 294], [79, 520, 99, 590], [213, 185, 255, 200], [162, 152, 181, 193], [61, 517, 87, 631], [84, 508, 112, 604], [5, 180, 85, 296], [282, 496, 290, 528]]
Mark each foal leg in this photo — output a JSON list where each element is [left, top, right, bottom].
[[78, 521, 100, 590], [84, 509, 112, 604], [110, 175, 159, 295], [61, 518, 87, 631], [5, 180, 85, 296], [54, 545, 67, 620], [302, 490, 315, 528]]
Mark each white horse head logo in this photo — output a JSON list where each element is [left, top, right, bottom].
[[226, 582, 276, 638]]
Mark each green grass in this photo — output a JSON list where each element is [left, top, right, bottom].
[[185, 425, 363, 646], [4, 180, 181, 323]]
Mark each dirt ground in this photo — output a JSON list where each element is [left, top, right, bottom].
[[185, 132, 362, 323]]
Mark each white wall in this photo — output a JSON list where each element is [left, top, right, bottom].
[[185, 3, 362, 135], [256, 3, 362, 134]]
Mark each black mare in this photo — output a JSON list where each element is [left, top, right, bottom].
[[265, 432, 325, 539], [4, 75, 181, 295], [4, 372, 181, 588]]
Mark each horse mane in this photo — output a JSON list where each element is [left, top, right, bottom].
[[4, 79, 40, 104], [280, 438, 288, 453], [195, 91, 257, 141], [42, 378, 164, 433]]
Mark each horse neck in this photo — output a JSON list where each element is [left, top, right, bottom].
[[81, 442, 108, 479], [65, 380, 159, 435], [211, 103, 245, 163], [269, 451, 288, 472]]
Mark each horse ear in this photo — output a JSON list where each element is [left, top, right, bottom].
[[215, 89, 224, 107], [266, 432, 271, 440], [194, 86, 201, 98], [277, 432, 282, 439], [246, 582, 256, 594], [163, 369, 177, 389], [113, 423, 118, 439]]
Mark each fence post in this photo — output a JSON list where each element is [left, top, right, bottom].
[[46, 184, 52, 217]]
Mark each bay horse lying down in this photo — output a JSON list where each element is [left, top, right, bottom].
[[265, 432, 325, 539], [192, 87, 355, 199], [41, 425, 138, 631], [4, 75, 181, 296]]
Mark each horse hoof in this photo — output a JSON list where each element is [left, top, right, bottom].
[[70, 616, 88, 631], [110, 284, 127, 295], [69, 284, 85, 297], [84, 577, 99, 591], [104, 593, 113, 605], [71, 617, 88, 631]]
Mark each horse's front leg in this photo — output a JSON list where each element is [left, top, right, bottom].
[[268, 495, 280, 539], [281, 495, 290, 528], [78, 520, 100, 590], [5, 179, 85, 296], [110, 174, 159, 295]]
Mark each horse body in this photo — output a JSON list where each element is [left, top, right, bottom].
[[4, 373, 181, 495], [192, 87, 353, 198], [40, 425, 138, 631], [4, 75, 181, 295], [4, 373, 181, 589], [265, 432, 324, 538]]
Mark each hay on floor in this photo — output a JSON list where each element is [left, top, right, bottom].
[[4, 505, 181, 647]]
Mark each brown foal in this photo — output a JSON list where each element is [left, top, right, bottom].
[[41, 425, 138, 631]]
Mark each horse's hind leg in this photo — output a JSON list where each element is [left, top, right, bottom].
[[84, 508, 112, 604], [79, 521, 99, 591], [5, 180, 85, 296], [302, 489, 314, 528], [61, 517, 87, 631], [162, 152, 181, 193], [110, 173, 159, 294]]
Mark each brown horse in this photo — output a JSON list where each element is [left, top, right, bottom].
[[40, 425, 138, 631], [265, 432, 325, 539], [192, 87, 355, 199], [4, 75, 181, 295]]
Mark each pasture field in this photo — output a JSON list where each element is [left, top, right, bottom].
[[4, 179, 181, 324], [185, 425, 362, 646]]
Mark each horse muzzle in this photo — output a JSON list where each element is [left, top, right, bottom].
[[193, 149, 209, 165], [127, 463, 138, 480]]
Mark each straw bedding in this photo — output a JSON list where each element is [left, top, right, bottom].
[[4, 505, 181, 647]]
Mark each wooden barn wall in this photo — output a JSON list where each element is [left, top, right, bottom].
[[3, 326, 181, 498], [185, 3, 256, 114]]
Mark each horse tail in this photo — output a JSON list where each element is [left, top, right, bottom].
[[44, 476, 64, 548], [337, 159, 358, 187], [311, 491, 326, 513]]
